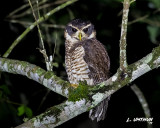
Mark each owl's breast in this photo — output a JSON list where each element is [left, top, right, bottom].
[[65, 45, 93, 85]]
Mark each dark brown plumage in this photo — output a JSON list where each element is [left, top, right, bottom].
[[69, 38, 110, 84], [64, 19, 110, 121]]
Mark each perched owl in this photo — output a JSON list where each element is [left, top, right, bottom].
[[64, 19, 110, 121]]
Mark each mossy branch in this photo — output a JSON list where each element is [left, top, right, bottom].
[[119, 0, 130, 71], [1, 0, 159, 127], [0, 57, 73, 98], [3, 0, 78, 58], [119, 0, 135, 70], [120, 1, 151, 125], [0, 44, 160, 127]]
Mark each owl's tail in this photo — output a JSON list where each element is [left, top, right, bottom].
[[89, 96, 111, 122]]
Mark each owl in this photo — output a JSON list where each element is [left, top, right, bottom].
[[64, 19, 110, 121]]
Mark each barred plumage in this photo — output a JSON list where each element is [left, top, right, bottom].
[[64, 19, 110, 121]]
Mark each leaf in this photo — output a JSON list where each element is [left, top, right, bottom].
[[52, 62, 59, 68], [0, 85, 11, 95], [17, 105, 25, 116], [25, 106, 33, 118], [17, 105, 33, 118], [147, 25, 159, 44]]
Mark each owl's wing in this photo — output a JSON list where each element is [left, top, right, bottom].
[[82, 38, 110, 85]]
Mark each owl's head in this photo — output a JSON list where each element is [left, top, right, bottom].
[[64, 19, 96, 42]]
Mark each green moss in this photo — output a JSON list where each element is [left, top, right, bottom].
[[111, 68, 132, 89], [55, 76, 69, 87], [68, 81, 89, 102], [44, 71, 54, 79], [8, 60, 14, 71], [20, 61, 29, 68], [47, 106, 62, 117], [33, 66, 45, 75], [31, 106, 61, 125], [44, 106, 61, 124], [0, 58, 6, 65], [53, 75, 70, 92], [149, 46, 160, 68]]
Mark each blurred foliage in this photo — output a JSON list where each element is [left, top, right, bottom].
[[17, 105, 33, 118], [147, 25, 160, 44], [0, 84, 32, 126], [0, 0, 160, 127], [0, 85, 11, 96], [148, 0, 160, 8]]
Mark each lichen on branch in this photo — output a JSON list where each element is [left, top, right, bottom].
[[0, 44, 160, 127], [1, 0, 160, 127], [0, 57, 73, 98], [119, 0, 132, 71]]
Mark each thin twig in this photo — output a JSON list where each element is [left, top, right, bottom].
[[1, 98, 23, 106], [28, 0, 45, 50], [52, 33, 57, 65], [7, 0, 68, 19], [28, 0, 51, 71], [37, 89, 51, 111], [119, 0, 131, 70], [2, 0, 78, 58], [128, 8, 160, 26], [41, 24, 65, 29], [7, 19, 65, 29], [128, 14, 149, 25], [7, 0, 47, 19], [6, 2, 31, 18], [131, 84, 152, 128], [142, 19, 160, 27], [42, 4, 52, 54]]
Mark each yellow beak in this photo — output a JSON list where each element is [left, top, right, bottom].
[[78, 33, 82, 41]]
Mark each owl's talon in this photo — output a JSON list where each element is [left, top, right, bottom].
[[70, 84, 78, 88]]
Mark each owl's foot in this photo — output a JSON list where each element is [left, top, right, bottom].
[[70, 84, 78, 88]]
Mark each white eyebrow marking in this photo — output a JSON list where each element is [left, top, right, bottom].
[[82, 24, 91, 29], [68, 25, 80, 31], [68, 23, 92, 31]]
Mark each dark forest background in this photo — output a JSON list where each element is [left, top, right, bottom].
[[0, 0, 160, 128]]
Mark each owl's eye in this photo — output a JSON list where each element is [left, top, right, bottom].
[[72, 28, 77, 32], [83, 27, 88, 33]]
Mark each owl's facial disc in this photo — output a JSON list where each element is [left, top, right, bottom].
[[65, 24, 95, 42]]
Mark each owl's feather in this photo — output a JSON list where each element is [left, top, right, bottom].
[[69, 38, 110, 84], [82, 38, 110, 84], [68, 38, 110, 121], [65, 19, 110, 121]]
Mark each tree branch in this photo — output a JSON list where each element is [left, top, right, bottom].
[[1, 0, 159, 127], [120, 1, 152, 122], [15, 99, 92, 128], [0, 45, 160, 127], [119, 0, 131, 70], [0, 57, 73, 98], [131, 84, 152, 128]]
